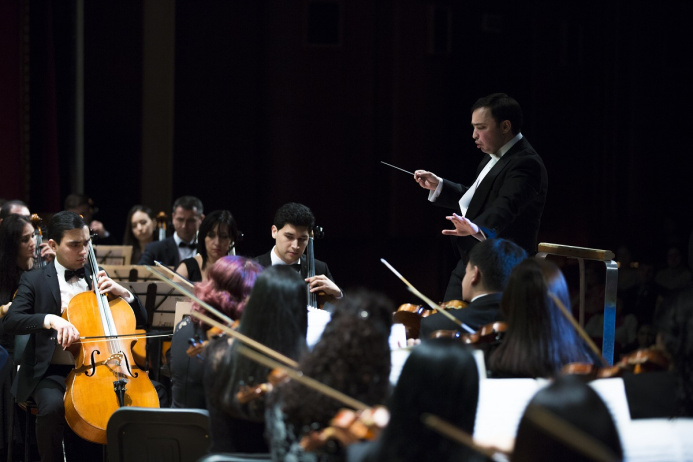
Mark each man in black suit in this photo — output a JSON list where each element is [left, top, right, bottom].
[[419, 238, 526, 339], [255, 202, 342, 301], [3, 211, 147, 462], [138, 195, 204, 267], [415, 93, 548, 301]]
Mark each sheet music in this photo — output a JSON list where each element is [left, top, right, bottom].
[[587, 378, 631, 431], [473, 378, 548, 451], [620, 418, 693, 462]]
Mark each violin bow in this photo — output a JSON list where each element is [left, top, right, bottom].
[[235, 344, 369, 411], [380, 258, 474, 334], [548, 292, 609, 367], [153, 260, 194, 289], [522, 404, 618, 462], [421, 414, 503, 461], [145, 265, 299, 369]]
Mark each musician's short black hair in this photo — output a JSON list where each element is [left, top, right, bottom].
[[172, 196, 204, 215], [273, 202, 315, 230], [48, 211, 88, 243], [471, 93, 523, 135]]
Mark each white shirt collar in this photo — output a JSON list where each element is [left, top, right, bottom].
[[270, 246, 300, 266], [492, 132, 523, 160]]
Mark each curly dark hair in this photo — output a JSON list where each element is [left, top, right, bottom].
[[276, 289, 393, 432]]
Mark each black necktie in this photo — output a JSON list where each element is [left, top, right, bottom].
[[179, 241, 196, 249], [65, 267, 86, 281]]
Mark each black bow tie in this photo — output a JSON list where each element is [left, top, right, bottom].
[[179, 241, 197, 249], [65, 267, 86, 281]]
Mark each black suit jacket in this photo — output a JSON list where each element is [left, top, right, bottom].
[[419, 292, 503, 339], [254, 251, 335, 282], [138, 236, 180, 267], [3, 261, 146, 402], [436, 137, 548, 259]]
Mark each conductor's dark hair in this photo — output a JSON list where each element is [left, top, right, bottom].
[[468, 238, 527, 293], [48, 211, 87, 244], [273, 202, 315, 230], [513, 375, 623, 462], [471, 93, 523, 135], [172, 195, 204, 215]]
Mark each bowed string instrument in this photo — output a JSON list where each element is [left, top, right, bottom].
[[146, 265, 505, 459], [306, 225, 326, 308], [30, 213, 46, 269], [62, 234, 159, 444]]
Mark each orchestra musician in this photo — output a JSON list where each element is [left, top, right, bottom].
[[122, 205, 157, 265], [64, 193, 114, 245], [486, 258, 594, 378], [203, 265, 307, 453], [138, 196, 204, 267], [169, 255, 262, 409], [0, 199, 30, 225], [265, 290, 393, 461], [255, 202, 342, 301], [622, 286, 693, 418], [419, 238, 526, 338], [2, 211, 147, 462], [348, 339, 487, 462], [513, 375, 623, 462], [175, 210, 242, 282], [413, 93, 548, 301]]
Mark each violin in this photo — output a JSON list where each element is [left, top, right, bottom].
[[430, 321, 507, 345], [185, 324, 231, 359], [562, 346, 671, 380], [299, 406, 390, 452], [62, 237, 159, 444], [235, 368, 290, 404], [393, 300, 468, 339]]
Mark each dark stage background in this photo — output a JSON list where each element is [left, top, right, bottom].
[[2, 1, 693, 303]]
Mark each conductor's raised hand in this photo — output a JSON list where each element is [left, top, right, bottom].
[[414, 170, 440, 191], [443, 213, 480, 237]]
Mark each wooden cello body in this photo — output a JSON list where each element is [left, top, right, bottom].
[[63, 243, 159, 444]]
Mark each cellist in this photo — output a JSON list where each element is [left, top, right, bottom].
[[254, 202, 343, 303], [3, 211, 147, 462]]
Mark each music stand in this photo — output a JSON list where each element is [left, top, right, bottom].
[[101, 265, 162, 282], [126, 281, 188, 329], [93, 245, 133, 265]]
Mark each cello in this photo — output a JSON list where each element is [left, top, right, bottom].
[[62, 237, 159, 444], [306, 225, 326, 308]]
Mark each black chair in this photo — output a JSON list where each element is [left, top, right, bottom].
[[197, 454, 272, 462], [106, 407, 211, 462]]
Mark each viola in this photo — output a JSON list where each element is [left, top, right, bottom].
[[430, 321, 507, 345], [185, 324, 232, 359], [393, 300, 468, 340], [299, 406, 390, 452], [235, 368, 290, 404], [562, 346, 671, 380], [62, 239, 159, 444]]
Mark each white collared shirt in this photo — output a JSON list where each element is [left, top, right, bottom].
[[173, 232, 197, 262], [429, 132, 524, 215]]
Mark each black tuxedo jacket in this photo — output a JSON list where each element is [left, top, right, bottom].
[[436, 137, 548, 258], [254, 251, 335, 282], [419, 292, 503, 339], [138, 236, 180, 267], [3, 261, 146, 402]]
